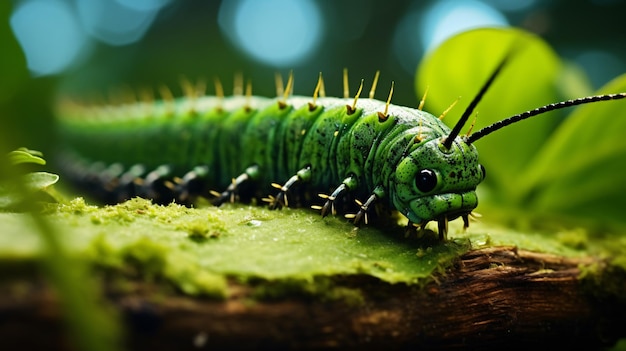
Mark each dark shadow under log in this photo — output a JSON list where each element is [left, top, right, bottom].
[[1, 246, 625, 350]]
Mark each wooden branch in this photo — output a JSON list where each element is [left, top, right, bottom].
[[1, 246, 625, 350]]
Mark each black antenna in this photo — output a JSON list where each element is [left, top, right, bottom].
[[466, 93, 626, 144], [442, 52, 512, 149]]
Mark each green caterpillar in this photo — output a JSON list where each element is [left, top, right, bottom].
[[56, 56, 626, 240]]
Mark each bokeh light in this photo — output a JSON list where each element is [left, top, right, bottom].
[[478, 0, 537, 12], [393, 0, 508, 76], [218, 0, 324, 67], [8, 0, 626, 95], [75, 0, 161, 46], [116, 0, 172, 12], [9, 0, 88, 76], [420, 0, 508, 53], [575, 50, 626, 89], [9, 0, 172, 77]]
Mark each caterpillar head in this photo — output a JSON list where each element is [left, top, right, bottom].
[[386, 53, 508, 231], [391, 137, 484, 226]]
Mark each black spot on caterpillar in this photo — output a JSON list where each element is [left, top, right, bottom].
[[55, 60, 626, 240]]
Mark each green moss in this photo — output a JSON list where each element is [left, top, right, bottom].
[[610, 338, 626, 351], [556, 228, 589, 250], [120, 237, 168, 278], [178, 212, 228, 241], [251, 276, 365, 306], [579, 260, 626, 306], [87, 234, 123, 269], [56, 197, 99, 215], [87, 234, 228, 299], [2, 197, 626, 302], [162, 252, 228, 298]]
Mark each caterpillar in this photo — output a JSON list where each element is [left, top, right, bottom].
[[55, 55, 626, 240]]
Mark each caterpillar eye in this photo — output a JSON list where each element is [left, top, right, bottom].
[[416, 169, 437, 193], [479, 164, 486, 180]]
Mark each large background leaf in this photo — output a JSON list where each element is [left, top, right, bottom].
[[520, 74, 626, 228]]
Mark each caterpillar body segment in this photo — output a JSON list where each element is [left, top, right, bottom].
[[57, 94, 485, 237]]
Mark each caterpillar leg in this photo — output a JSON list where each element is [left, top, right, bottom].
[[121, 164, 209, 205], [266, 166, 311, 209], [81, 161, 135, 204], [345, 185, 385, 226], [408, 217, 449, 241], [115, 164, 146, 202], [174, 165, 210, 205], [316, 176, 357, 217], [404, 221, 426, 238], [437, 216, 448, 241], [462, 213, 470, 230], [137, 165, 176, 204], [211, 165, 259, 205], [407, 214, 469, 241]]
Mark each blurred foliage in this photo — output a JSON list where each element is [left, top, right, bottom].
[[0, 1, 53, 155], [525, 74, 626, 226], [1, 4, 121, 349], [0, 1, 27, 104], [3, 1, 626, 154], [0, 147, 59, 210], [416, 28, 626, 231]]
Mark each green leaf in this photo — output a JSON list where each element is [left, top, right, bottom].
[[0, 172, 59, 209], [0, 1, 28, 104], [8, 148, 46, 166], [23, 171, 59, 190], [415, 28, 581, 204], [521, 73, 626, 228]]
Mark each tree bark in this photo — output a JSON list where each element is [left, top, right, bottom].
[[1, 246, 625, 350]]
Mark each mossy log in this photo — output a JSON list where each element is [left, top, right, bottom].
[[2, 246, 625, 350]]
